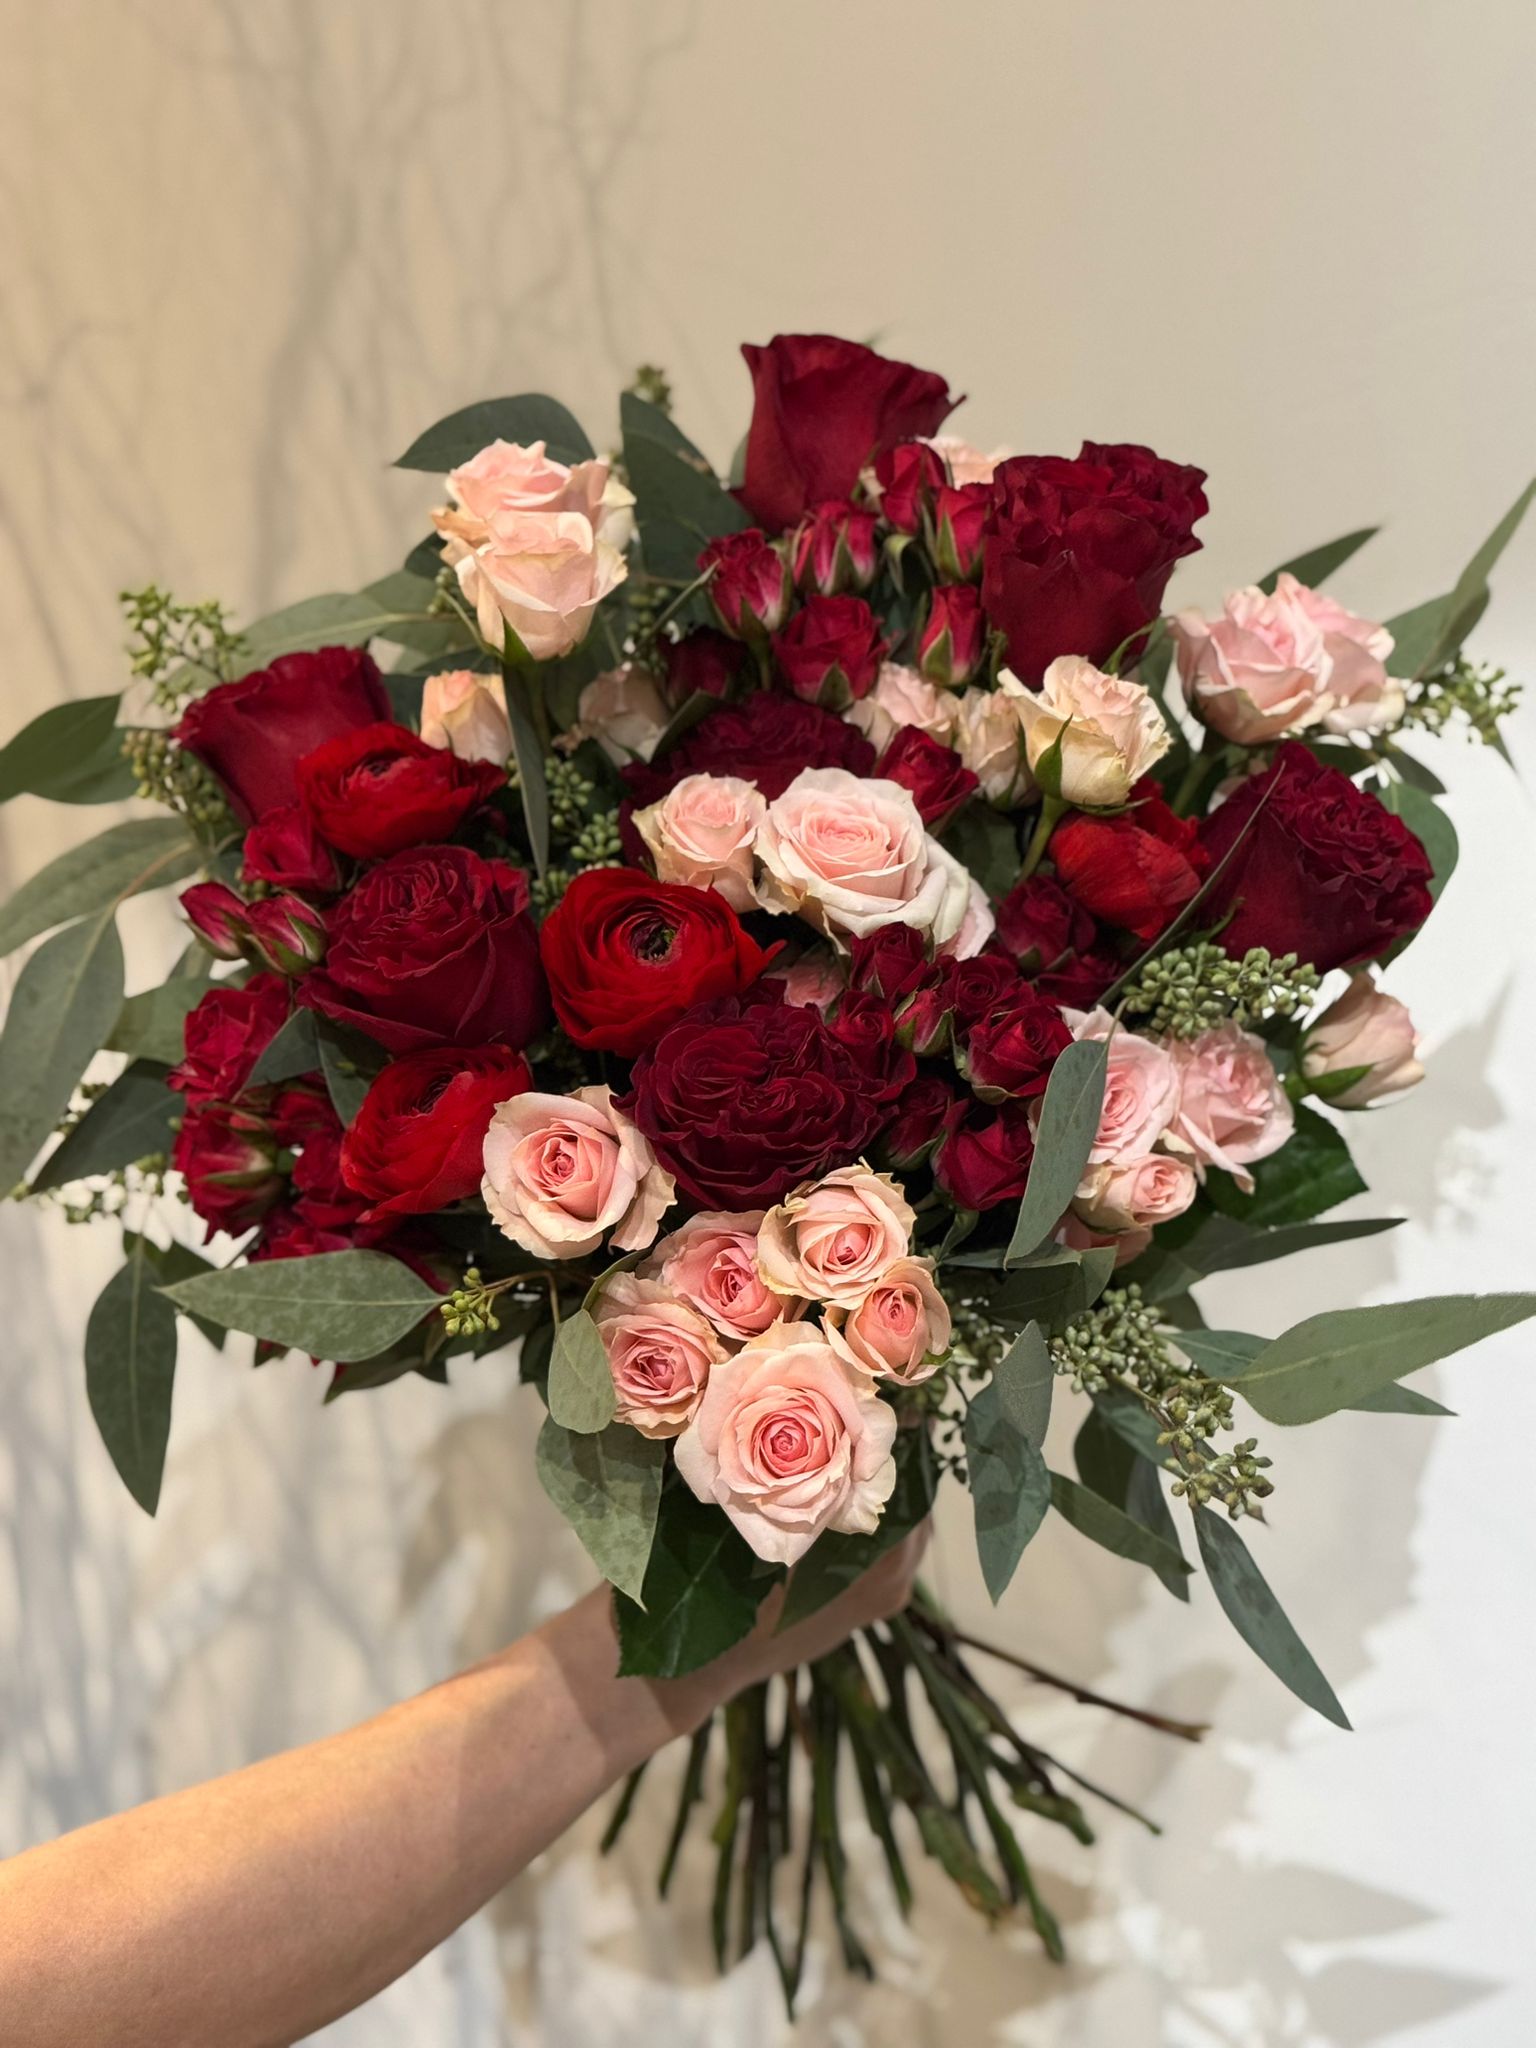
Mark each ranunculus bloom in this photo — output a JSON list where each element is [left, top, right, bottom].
[[1300, 971, 1424, 1106], [453, 507, 627, 661], [299, 846, 547, 1053], [296, 722, 504, 860], [481, 1083, 674, 1260], [917, 583, 987, 688], [876, 726, 979, 831], [169, 973, 291, 1108], [622, 693, 874, 809], [771, 594, 888, 706], [872, 440, 946, 534], [953, 685, 1032, 807], [241, 803, 341, 895], [339, 1044, 531, 1223], [1172, 575, 1335, 744], [792, 500, 880, 595], [621, 988, 888, 1210], [962, 988, 1074, 1101], [633, 773, 766, 911], [1074, 1153, 1198, 1232], [538, 865, 773, 1057], [567, 664, 670, 767], [846, 663, 959, 756], [757, 1164, 915, 1309], [420, 669, 513, 763], [1198, 742, 1434, 972], [982, 443, 1208, 684], [673, 1319, 899, 1564], [738, 334, 956, 533], [175, 646, 391, 823], [1051, 781, 1207, 940], [755, 767, 975, 948], [433, 437, 631, 546], [933, 1099, 1036, 1210], [702, 529, 793, 639], [1012, 657, 1170, 807], [650, 1210, 801, 1343], [172, 1102, 282, 1239], [591, 1271, 723, 1438], [1165, 1024, 1293, 1190], [824, 1258, 952, 1384], [1289, 583, 1405, 737], [1068, 1006, 1181, 1167]]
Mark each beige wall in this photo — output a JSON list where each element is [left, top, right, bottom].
[[3, 4, 1535, 2043]]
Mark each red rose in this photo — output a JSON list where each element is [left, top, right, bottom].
[[848, 924, 934, 1003], [873, 441, 946, 535], [298, 846, 547, 1053], [660, 629, 745, 705], [539, 866, 775, 1057], [245, 894, 327, 976], [961, 990, 1073, 1100], [341, 1044, 532, 1223], [169, 974, 291, 1107], [928, 484, 990, 581], [738, 334, 956, 532], [996, 874, 1097, 971], [771, 594, 889, 707], [621, 987, 888, 1208], [939, 952, 1022, 1028], [241, 803, 341, 895], [181, 881, 251, 961], [175, 646, 391, 823], [172, 1102, 283, 1238], [622, 692, 874, 809], [792, 500, 880, 595], [917, 583, 987, 687], [880, 1073, 965, 1169], [876, 726, 979, 830], [982, 443, 1208, 684], [701, 530, 792, 638], [1197, 742, 1434, 971], [934, 1100, 1037, 1212], [295, 722, 503, 861], [826, 990, 917, 1105], [1052, 782, 1207, 940]]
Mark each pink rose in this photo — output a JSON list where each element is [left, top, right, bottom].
[[592, 1270, 723, 1438], [1172, 576, 1334, 743], [1074, 1153, 1197, 1231], [923, 434, 1009, 487], [451, 507, 627, 662], [824, 1257, 951, 1383], [767, 950, 846, 1011], [419, 669, 513, 763], [1056, 1211, 1153, 1268], [481, 1083, 674, 1260], [434, 438, 633, 548], [1286, 583, 1405, 737], [1067, 1007, 1181, 1167], [953, 686, 1032, 807], [1165, 1024, 1293, 1190], [754, 767, 975, 947], [757, 1164, 916, 1307], [672, 1320, 899, 1564], [1300, 971, 1424, 1107], [845, 663, 959, 756], [1012, 657, 1170, 808], [647, 1209, 801, 1343], [632, 773, 766, 912], [568, 665, 670, 766], [936, 875, 998, 962]]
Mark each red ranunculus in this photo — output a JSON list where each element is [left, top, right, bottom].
[[622, 692, 875, 809], [962, 990, 1073, 1100], [660, 629, 746, 705], [934, 1100, 1037, 1211], [701, 530, 793, 638], [771, 594, 888, 706], [738, 335, 956, 532], [341, 1044, 532, 1223], [539, 866, 774, 1057], [621, 987, 888, 1209], [1052, 781, 1208, 941], [295, 722, 504, 861], [169, 973, 291, 1107], [917, 583, 987, 687], [982, 443, 1208, 684], [1197, 741, 1434, 971], [873, 441, 946, 535], [241, 803, 342, 894], [172, 1102, 283, 1238], [175, 646, 391, 823], [298, 846, 547, 1054], [792, 500, 880, 595], [876, 726, 979, 830]]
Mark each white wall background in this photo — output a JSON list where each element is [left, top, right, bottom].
[[2, 4, 1534, 2043]]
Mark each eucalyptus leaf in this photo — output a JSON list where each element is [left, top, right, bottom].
[[503, 669, 550, 876], [395, 395, 594, 471], [535, 1415, 664, 1607], [1256, 527, 1379, 596], [1088, 1384, 1169, 1466], [648, 689, 719, 763], [236, 592, 442, 670], [987, 1247, 1097, 1332], [1350, 1382, 1454, 1418], [357, 572, 466, 659], [0, 694, 136, 806], [965, 1364, 1052, 1604], [0, 914, 125, 1193], [1169, 1328, 1265, 1378], [621, 391, 748, 583], [1380, 782, 1458, 944], [1049, 1471, 1192, 1580], [85, 1242, 179, 1515], [1075, 1405, 1188, 1601], [159, 1250, 439, 1363], [1194, 1507, 1350, 1728], [615, 1486, 767, 1677], [1198, 1214, 1402, 1275], [1384, 477, 1535, 679], [0, 818, 198, 956], [547, 1307, 617, 1434], [1005, 1038, 1108, 1264], [107, 979, 208, 1066], [31, 1060, 177, 1191], [247, 1006, 321, 1087]]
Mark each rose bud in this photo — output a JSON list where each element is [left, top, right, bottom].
[[893, 978, 954, 1057], [660, 627, 746, 705], [701, 529, 793, 639], [876, 726, 979, 831], [792, 499, 880, 596], [917, 583, 987, 688], [933, 1099, 1037, 1211], [826, 989, 916, 1104], [995, 873, 1098, 974], [848, 923, 934, 1003], [926, 482, 990, 581], [245, 893, 328, 975], [181, 880, 252, 961], [419, 669, 513, 764], [1014, 656, 1171, 808], [241, 804, 341, 895], [872, 440, 946, 534], [880, 1073, 965, 1169], [1300, 971, 1424, 1107], [960, 990, 1074, 1102], [771, 594, 888, 708]]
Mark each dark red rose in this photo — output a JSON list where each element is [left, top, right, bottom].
[[928, 484, 990, 581], [298, 846, 547, 1054], [295, 722, 503, 861], [539, 866, 775, 1057], [876, 726, 979, 830], [1052, 781, 1208, 941], [934, 1099, 1036, 1211], [880, 1073, 966, 1169], [251, 1204, 357, 1263], [181, 881, 251, 961], [1197, 741, 1434, 971], [175, 646, 391, 823], [827, 990, 917, 1105], [771, 594, 888, 707], [621, 986, 888, 1208], [701, 530, 792, 638], [341, 1044, 531, 1223], [289, 1118, 372, 1234], [1037, 945, 1123, 1008], [268, 1080, 336, 1147], [917, 583, 987, 687], [848, 923, 934, 1003], [660, 629, 746, 705], [961, 990, 1073, 1100], [792, 500, 880, 595], [939, 952, 1022, 1029], [996, 873, 1097, 971], [982, 443, 1208, 684], [738, 335, 956, 532], [241, 803, 342, 894], [169, 974, 291, 1107], [622, 693, 875, 808], [873, 441, 946, 535], [172, 1102, 282, 1238]]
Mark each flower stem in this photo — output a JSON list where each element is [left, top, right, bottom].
[[1019, 795, 1067, 879]]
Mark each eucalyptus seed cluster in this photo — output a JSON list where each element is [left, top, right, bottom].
[[121, 584, 244, 711], [1117, 942, 1319, 1039], [946, 1299, 1013, 1380], [440, 1267, 503, 1339], [1050, 1285, 1177, 1398], [546, 755, 598, 837], [628, 363, 673, 414], [1169, 1439, 1274, 1518], [1403, 656, 1522, 747], [121, 727, 233, 837]]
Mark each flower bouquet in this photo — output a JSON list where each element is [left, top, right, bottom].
[[2, 332, 1532, 2000]]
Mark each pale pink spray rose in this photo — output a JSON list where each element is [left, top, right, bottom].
[[435, 437, 633, 547], [923, 434, 1009, 486], [845, 663, 960, 755], [1066, 1007, 1182, 1169], [1165, 1024, 1294, 1190], [453, 507, 628, 662], [647, 1210, 802, 1344], [1300, 972, 1424, 1107], [757, 1164, 916, 1308], [568, 665, 671, 766], [767, 950, 846, 1012], [1171, 576, 1335, 744], [481, 1083, 674, 1260], [937, 874, 998, 961], [1074, 1153, 1198, 1232], [953, 684, 1033, 807], [591, 1270, 723, 1438], [419, 669, 513, 764], [1056, 1211, 1153, 1268], [672, 1320, 899, 1565], [1011, 657, 1171, 808], [754, 767, 975, 947], [824, 1258, 951, 1384], [1287, 582, 1406, 737], [632, 773, 766, 911]]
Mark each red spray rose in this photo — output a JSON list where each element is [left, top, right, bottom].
[[181, 881, 250, 960], [961, 989, 1073, 1100], [660, 629, 745, 705], [622, 693, 875, 808], [172, 1103, 282, 1237], [1052, 781, 1208, 940], [701, 530, 792, 638], [917, 583, 987, 687], [873, 441, 946, 535], [295, 722, 504, 861], [340, 1044, 532, 1223], [881, 1073, 966, 1169], [241, 803, 341, 894], [938, 952, 1022, 1028], [826, 990, 917, 1105], [539, 866, 775, 1057], [982, 443, 1208, 684], [1197, 741, 1434, 971], [738, 335, 956, 532], [934, 1099, 1037, 1211], [877, 726, 979, 830], [169, 973, 291, 1107], [996, 873, 1098, 973], [298, 846, 547, 1054], [771, 595, 888, 706], [174, 646, 391, 823], [848, 924, 935, 1003], [792, 500, 880, 595], [928, 484, 990, 582]]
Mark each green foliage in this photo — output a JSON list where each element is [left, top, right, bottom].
[[502, 669, 551, 876], [395, 395, 594, 471], [1193, 1507, 1349, 1727], [85, 1239, 178, 1515], [1384, 477, 1535, 680], [1204, 1104, 1367, 1225], [313, 1017, 380, 1126], [247, 1007, 321, 1087], [0, 695, 137, 806], [107, 980, 208, 1066], [159, 1250, 440, 1363], [547, 1307, 618, 1433], [0, 818, 198, 957], [963, 1323, 1054, 1601], [1049, 1471, 1192, 1581], [615, 1486, 769, 1677], [30, 1060, 176, 1191], [621, 391, 748, 583], [535, 1414, 664, 1607], [1116, 943, 1319, 1040], [1256, 527, 1379, 596], [0, 915, 125, 1194], [1075, 1403, 1189, 1601], [1005, 1039, 1108, 1264]]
